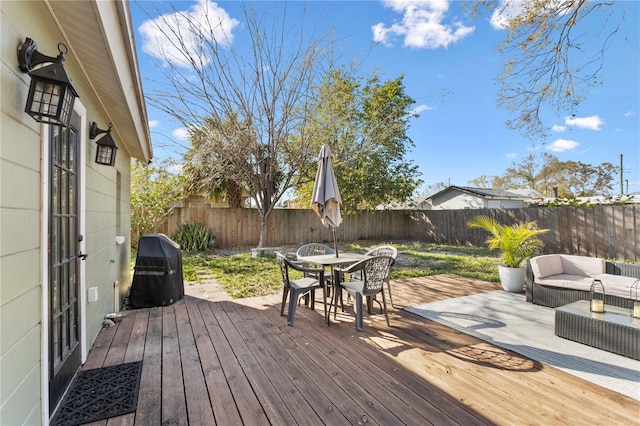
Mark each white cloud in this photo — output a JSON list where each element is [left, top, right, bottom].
[[373, 0, 475, 48], [168, 163, 184, 174], [139, 0, 239, 68], [490, 1, 572, 30], [172, 128, 190, 141], [564, 115, 604, 130], [489, 0, 525, 29], [547, 139, 579, 152], [624, 111, 636, 117], [526, 144, 541, 151], [552, 124, 566, 132], [148, 120, 159, 129], [412, 104, 434, 114], [505, 152, 517, 159]]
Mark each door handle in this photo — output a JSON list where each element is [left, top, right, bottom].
[[77, 252, 88, 260]]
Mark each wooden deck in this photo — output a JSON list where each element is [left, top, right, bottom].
[[80, 275, 638, 425]]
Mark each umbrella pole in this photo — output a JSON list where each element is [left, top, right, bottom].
[[333, 227, 339, 257]]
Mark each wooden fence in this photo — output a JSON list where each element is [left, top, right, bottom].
[[157, 205, 639, 261]]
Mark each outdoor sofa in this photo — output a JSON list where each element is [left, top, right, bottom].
[[525, 254, 640, 309]]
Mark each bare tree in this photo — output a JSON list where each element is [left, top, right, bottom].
[[141, 2, 337, 247], [466, 0, 631, 138], [467, 175, 496, 189]]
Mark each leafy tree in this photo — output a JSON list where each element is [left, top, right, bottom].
[[494, 154, 539, 190], [141, 2, 337, 248], [183, 116, 247, 208], [561, 160, 617, 196], [475, 153, 617, 197], [295, 70, 423, 211], [131, 160, 187, 248], [466, 0, 631, 138]]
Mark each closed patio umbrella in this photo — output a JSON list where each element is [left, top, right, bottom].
[[311, 145, 342, 256]]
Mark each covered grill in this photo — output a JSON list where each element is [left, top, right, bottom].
[[129, 234, 184, 308]]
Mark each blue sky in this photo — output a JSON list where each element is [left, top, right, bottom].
[[130, 0, 639, 196]]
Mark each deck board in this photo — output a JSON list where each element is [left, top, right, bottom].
[[212, 301, 304, 425], [237, 307, 356, 424], [133, 307, 162, 425], [78, 275, 639, 425], [187, 303, 244, 425], [226, 302, 344, 425], [161, 305, 188, 425], [175, 304, 217, 425], [203, 302, 271, 425]]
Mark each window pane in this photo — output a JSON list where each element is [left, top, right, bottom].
[[61, 311, 68, 355], [60, 218, 67, 261], [52, 217, 59, 264], [53, 318, 60, 365], [53, 168, 60, 214], [69, 131, 76, 172], [69, 266, 76, 302], [69, 298, 77, 344], [52, 127, 61, 163], [69, 173, 75, 214], [62, 263, 68, 307], [65, 218, 72, 262], [52, 267, 59, 312], [61, 170, 68, 215], [61, 132, 68, 168]]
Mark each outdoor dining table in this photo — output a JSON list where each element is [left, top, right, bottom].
[[297, 252, 369, 325]]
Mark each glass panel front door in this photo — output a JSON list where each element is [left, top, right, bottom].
[[49, 113, 81, 413]]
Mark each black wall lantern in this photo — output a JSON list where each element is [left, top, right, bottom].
[[17, 38, 79, 128], [90, 122, 118, 166]]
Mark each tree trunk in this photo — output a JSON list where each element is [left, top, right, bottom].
[[227, 181, 243, 208], [257, 210, 270, 248]]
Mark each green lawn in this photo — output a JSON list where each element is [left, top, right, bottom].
[[179, 241, 502, 299]]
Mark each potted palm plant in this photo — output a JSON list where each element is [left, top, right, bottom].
[[467, 215, 549, 292]]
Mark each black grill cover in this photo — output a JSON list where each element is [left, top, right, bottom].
[[130, 234, 184, 308]]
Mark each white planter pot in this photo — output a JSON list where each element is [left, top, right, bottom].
[[498, 266, 525, 292]]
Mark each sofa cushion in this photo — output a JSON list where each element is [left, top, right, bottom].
[[560, 255, 605, 277], [530, 255, 564, 279], [535, 274, 594, 291], [594, 273, 639, 299], [535, 272, 637, 300]]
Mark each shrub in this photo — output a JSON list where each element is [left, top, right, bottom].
[[131, 160, 187, 250], [467, 215, 548, 268], [172, 222, 215, 252]]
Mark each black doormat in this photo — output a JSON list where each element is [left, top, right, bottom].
[[51, 361, 143, 426]]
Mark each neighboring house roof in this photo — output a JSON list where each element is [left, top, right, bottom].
[[377, 186, 544, 210], [376, 195, 432, 210], [506, 188, 544, 199], [429, 186, 538, 201], [48, 1, 152, 163]]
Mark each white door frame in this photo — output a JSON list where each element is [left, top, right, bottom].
[[40, 100, 87, 423]]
